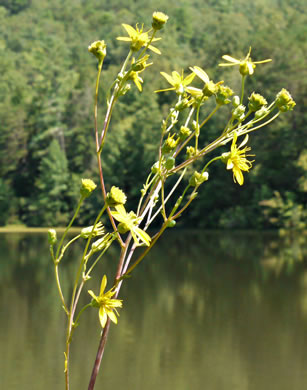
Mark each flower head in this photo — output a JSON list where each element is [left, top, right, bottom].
[[189, 66, 223, 97], [117, 24, 161, 54], [222, 132, 254, 185], [248, 92, 267, 112], [275, 88, 296, 112], [81, 222, 104, 239], [88, 40, 107, 62], [80, 179, 96, 198], [128, 57, 152, 92], [106, 186, 127, 207], [155, 70, 195, 94], [219, 47, 272, 76], [152, 12, 169, 30], [111, 205, 151, 247], [88, 275, 122, 328]]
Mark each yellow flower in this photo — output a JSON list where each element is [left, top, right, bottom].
[[155, 70, 195, 94], [189, 66, 222, 97], [80, 178, 96, 198], [223, 132, 254, 185], [128, 57, 152, 92], [152, 12, 169, 30], [219, 47, 272, 76], [117, 24, 161, 54], [88, 275, 122, 328], [111, 205, 151, 247]]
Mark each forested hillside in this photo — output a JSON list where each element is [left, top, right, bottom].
[[0, 0, 306, 228]]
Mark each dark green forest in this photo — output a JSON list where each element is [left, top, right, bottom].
[[0, 0, 306, 229]]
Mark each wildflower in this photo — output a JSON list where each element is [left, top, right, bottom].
[[152, 11, 169, 30], [91, 233, 113, 253], [81, 222, 104, 239], [186, 146, 196, 158], [106, 186, 127, 207], [189, 171, 209, 187], [88, 40, 107, 61], [248, 92, 267, 112], [80, 179, 96, 198], [179, 126, 192, 140], [219, 47, 272, 76], [155, 70, 195, 95], [128, 57, 152, 92], [111, 205, 151, 247], [162, 134, 178, 154], [216, 85, 234, 105], [232, 104, 246, 121], [275, 89, 296, 112], [88, 275, 122, 328], [222, 132, 254, 185], [48, 229, 57, 246], [190, 66, 222, 97], [117, 24, 161, 54]]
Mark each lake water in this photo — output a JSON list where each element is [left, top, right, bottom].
[[0, 230, 307, 390]]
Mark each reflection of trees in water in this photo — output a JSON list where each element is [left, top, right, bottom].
[[0, 231, 306, 389]]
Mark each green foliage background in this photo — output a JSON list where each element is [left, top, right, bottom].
[[0, 0, 306, 228]]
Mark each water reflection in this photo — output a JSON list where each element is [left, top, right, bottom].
[[0, 231, 306, 390]]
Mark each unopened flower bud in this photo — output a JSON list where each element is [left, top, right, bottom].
[[80, 179, 96, 198], [106, 186, 127, 207], [275, 88, 296, 112], [88, 40, 107, 61], [232, 95, 240, 107], [175, 98, 190, 111], [162, 135, 177, 154], [179, 126, 192, 140], [165, 156, 175, 170], [151, 161, 160, 174], [254, 106, 269, 120], [152, 12, 169, 30], [186, 146, 196, 158], [91, 233, 112, 253], [81, 222, 104, 239], [48, 229, 57, 246], [202, 80, 218, 97], [232, 104, 246, 120], [189, 171, 209, 187], [216, 85, 234, 105], [167, 220, 176, 228], [248, 92, 267, 112]]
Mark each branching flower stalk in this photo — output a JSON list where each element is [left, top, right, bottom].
[[48, 12, 296, 390]]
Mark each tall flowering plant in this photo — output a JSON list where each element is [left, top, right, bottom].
[[49, 12, 295, 390]]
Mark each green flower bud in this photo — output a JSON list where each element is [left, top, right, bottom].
[[232, 104, 246, 120], [81, 222, 104, 239], [179, 126, 192, 140], [162, 135, 177, 154], [80, 179, 97, 198], [232, 95, 240, 108], [91, 233, 112, 253], [106, 186, 127, 207], [248, 92, 267, 112], [117, 222, 130, 234], [189, 171, 209, 187], [167, 220, 176, 228], [131, 55, 150, 72], [254, 106, 269, 120], [151, 161, 160, 174], [48, 229, 57, 246], [88, 40, 107, 61], [275, 88, 296, 112], [186, 146, 196, 158], [202, 80, 218, 97], [216, 85, 234, 105], [165, 156, 175, 170], [175, 98, 190, 111], [152, 11, 169, 30], [119, 84, 131, 96]]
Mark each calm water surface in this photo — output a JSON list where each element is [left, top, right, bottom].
[[0, 231, 306, 390]]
